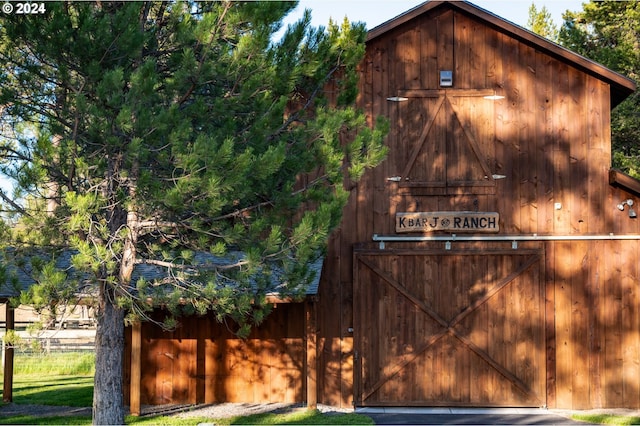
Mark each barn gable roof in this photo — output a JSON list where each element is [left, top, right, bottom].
[[366, 0, 636, 108]]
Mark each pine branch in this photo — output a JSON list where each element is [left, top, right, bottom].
[[136, 257, 249, 271], [0, 188, 29, 217]]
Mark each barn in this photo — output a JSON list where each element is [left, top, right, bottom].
[[125, 0, 640, 412]]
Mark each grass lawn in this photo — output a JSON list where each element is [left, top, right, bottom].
[[0, 351, 94, 406], [571, 413, 640, 425], [1, 375, 94, 407]]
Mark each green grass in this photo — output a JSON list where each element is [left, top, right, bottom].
[[571, 414, 640, 425], [13, 352, 95, 376], [0, 351, 95, 406], [1, 375, 94, 406]]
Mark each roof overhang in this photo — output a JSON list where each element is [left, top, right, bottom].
[[609, 169, 640, 197], [366, 0, 636, 108]]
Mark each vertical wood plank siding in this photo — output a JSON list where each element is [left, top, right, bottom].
[[316, 5, 640, 409], [124, 304, 306, 405]]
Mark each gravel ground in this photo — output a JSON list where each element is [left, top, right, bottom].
[[0, 402, 352, 420], [0, 403, 92, 418], [153, 402, 352, 419]]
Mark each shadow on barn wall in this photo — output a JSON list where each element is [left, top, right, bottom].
[[317, 1, 639, 410], [124, 303, 308, 406]]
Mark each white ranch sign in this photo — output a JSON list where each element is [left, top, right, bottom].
[[396, 211, 499, 233]]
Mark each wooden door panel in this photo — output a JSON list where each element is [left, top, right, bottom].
[[140, 338, 197, 405], [402, 97, 447, 185], [398, 92, 496, 193], [354, 249, 545, 407]]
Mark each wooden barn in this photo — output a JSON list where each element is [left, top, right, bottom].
[[125, 0, 640, 411]]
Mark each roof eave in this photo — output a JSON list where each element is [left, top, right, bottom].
[[610, 169, 640, 197]]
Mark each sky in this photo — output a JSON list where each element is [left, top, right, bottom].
[[281, 0, 585, 33]]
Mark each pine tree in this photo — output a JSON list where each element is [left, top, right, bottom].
[[0, 2, 387, 423], [558, 1, 640, 176], [526, 3, 558, 42]]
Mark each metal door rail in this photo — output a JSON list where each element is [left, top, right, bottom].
[[372, 233, 640, 249]]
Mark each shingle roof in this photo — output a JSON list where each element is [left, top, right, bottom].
[[0, 249, 77, 301], [0, 249, 323, 302]]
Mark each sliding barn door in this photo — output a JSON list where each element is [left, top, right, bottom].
[[354, 248, 545, 407]]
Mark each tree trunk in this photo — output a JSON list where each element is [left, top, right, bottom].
[[92, 152, 138, 424], [92, 283, 125, 425]]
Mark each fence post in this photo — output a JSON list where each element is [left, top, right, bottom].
[[3, 304, 14, 402]]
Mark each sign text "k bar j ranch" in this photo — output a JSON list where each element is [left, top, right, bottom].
[[396, 212, 499, 233]]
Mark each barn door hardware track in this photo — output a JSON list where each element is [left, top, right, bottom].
[[373, 233, 640, 249]]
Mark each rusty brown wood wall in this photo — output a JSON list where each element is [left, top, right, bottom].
[[316, 6, 640, 409], [124, 304, 305, 405]]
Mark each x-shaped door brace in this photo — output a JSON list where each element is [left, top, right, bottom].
[[358, 254, 542, 404], [399, 94, 495, 185]]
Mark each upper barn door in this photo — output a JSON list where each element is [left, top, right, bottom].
[[397, 90, 497, 195], [354, 248, 546, 407]]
